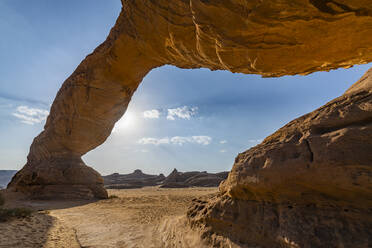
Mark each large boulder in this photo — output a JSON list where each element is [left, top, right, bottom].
[[8, 157, 107, 199], [187, 68, 372, 247]]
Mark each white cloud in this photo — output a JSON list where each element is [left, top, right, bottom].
[[191, 136, 212, 145], [220, 149, 226, 153], [138, 137, 170, 145], [170, 136, 190, 145], [12, 105, 49, 125], [167, 106, 198, 120], [138, 135, 212, 146], [248, 139, 263, 143], [219, 140, 227, 144], [143, 109, 160, 119]]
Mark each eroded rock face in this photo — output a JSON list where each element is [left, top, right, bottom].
[[188, 68, 372, 247], [7, 2, 372, 244]]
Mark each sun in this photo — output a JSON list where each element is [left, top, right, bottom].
[[112, 110, 137, 133]]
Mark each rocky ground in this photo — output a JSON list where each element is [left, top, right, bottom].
[[0, 187, 219, 248]]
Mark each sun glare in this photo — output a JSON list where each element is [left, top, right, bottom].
[[112, 110, 137, 133]]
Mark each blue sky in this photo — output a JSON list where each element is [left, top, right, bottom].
[[1, 1, 371, 175]]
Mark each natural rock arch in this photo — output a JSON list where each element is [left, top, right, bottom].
[[7, 1, 372, 246], [8, 0, 372, 198]]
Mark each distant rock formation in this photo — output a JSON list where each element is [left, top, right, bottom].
[[103, 170, 165, 189], [161, 169, 228, 188], [103, 169, 229, 189], [0, 170, 17, 189]]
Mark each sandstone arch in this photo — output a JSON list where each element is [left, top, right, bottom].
[[7, 1, 372, 246]]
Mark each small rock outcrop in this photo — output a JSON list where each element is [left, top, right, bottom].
[[103, 170, 165, 189], [161, 169, 228, 188]]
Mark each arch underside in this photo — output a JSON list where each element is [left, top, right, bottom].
[[8, 1, 372, 247]]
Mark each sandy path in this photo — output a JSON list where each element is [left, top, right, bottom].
[[46, 187, 217, 248], [0, 187, 217, 247]]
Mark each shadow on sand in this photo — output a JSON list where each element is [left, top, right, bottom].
[[0, 189, 96, 248]]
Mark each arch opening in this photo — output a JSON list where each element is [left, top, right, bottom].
[[81, 64, 370, 178]]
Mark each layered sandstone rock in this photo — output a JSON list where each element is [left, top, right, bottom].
[[188, 68, 372, 247], [7, 1, 372, 245]]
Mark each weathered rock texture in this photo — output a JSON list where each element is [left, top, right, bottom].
[[188, 68, 372, 247], [7, 0, 372, 245], [103, 169, 165, 189], [161, 169, 229, 188]]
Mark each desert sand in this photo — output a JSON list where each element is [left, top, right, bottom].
[[0, 187, 218, 248]]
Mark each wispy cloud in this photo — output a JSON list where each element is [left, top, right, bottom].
[[12, 105, 49, 125], [219, 140, 227, 144], [220, 149, 226, 153], [138, 135, 212, 146], [248, 139, 263, 143], [133, 149, 149, 153], [189, 136, 212, 145], [143, 109, 160, 119], [167, 106, 198, 120], [137, 137, 170, 145]]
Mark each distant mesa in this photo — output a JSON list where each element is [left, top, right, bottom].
[[160, 168, 228, 188], [103, 169, 228, 189], [103, 169, 165, 189]]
